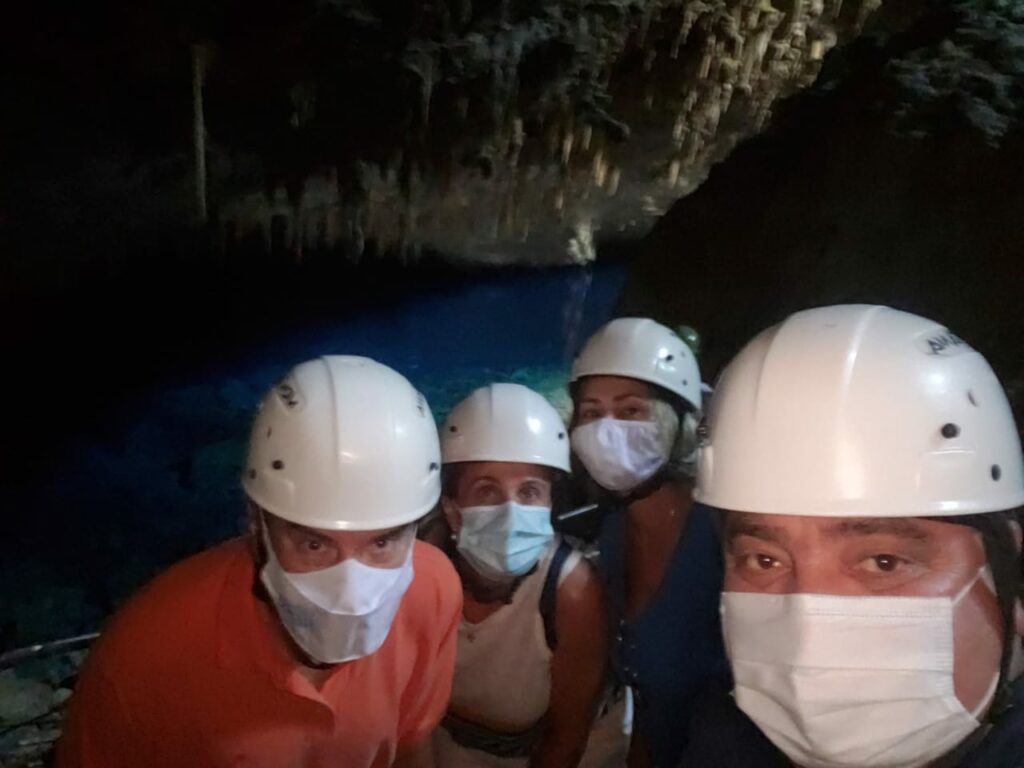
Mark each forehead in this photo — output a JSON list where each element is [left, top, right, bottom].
[[723, 511, 981, 547], [456, 460, 552, 486], [577, 375, 651, 401]]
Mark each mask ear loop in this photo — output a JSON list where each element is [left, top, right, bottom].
[[979, 514, 1021, 720], [952, 565, 1003, 719], [941, 512, 1023, 720]]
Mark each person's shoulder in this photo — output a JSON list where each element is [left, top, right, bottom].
[[680, 681, 787, 768], [961, 679, 1024, 767], [91, 539, 248, 664], [555, 549, 603, 622], [408, 540, 461, 615], [120, 538, 246, 616]]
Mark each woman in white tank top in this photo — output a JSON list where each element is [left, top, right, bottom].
[[433, 384, 610, 768]]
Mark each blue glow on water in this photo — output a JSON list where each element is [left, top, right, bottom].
[[1, 263, 625, 646]]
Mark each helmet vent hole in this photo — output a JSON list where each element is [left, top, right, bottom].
[[272, 460, 285, 470], [665, 354, 674, 362], [991, 464, 1002, 481], [940, 423, 960, 439], [428, 462, 439, 472], [682, 379, 688, 386], [558, 432, 565, 440], [967, 390, 978, 407]]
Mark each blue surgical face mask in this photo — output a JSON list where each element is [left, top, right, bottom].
[[455, 502, 555, 580]]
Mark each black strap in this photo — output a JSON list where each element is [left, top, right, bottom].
[[540, 540, 573, 650], [441, 712, 541, 758]]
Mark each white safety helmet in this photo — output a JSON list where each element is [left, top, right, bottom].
[[571, 318, 702, 412], [696, 305, 1024, 517], [441, 383, 571, 472], [242, 356, 441, 531]]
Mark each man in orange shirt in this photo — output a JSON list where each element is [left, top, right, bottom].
[[57, 356, 462, 768]]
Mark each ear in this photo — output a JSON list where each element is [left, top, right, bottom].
[[441, 496, 462, 533]]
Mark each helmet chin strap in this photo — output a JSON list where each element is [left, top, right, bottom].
[[609, 465, 680, 508]]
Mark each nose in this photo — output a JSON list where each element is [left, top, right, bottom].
[[332, 532, 371, 564], [790, 556, 863, 596]]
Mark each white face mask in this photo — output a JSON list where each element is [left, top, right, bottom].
[[456, 502, 554, 580], [259, 528, 414, 664], [571, 418, 669, 492], [721, 568, 999, 768]]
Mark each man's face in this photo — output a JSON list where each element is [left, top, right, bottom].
[[723, 512, 1007, 714]]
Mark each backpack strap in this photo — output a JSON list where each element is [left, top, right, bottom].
[[540, 540, 573, 650]]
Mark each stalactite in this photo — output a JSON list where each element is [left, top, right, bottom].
[[667, 159, 681, 187], [607, 168, 621, 196], [592, 150, 608, 187], [561, 132, 575, 167], [210, 0, 884, 266]]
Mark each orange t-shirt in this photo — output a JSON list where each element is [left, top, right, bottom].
[[56, 538, 461, 768]]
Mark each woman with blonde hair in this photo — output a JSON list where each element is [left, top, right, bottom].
[[432, 383, 608, 768]]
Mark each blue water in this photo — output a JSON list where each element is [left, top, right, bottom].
[[2, 263, 626, 647]]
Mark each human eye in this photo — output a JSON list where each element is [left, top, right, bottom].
[[301, 535, 325, 553], [518, 482, 539, 502], [373, 530, 403, 550], [856, 553, 911, 574], [577, 406, 602, 423], [295, 533, 338, 566], [845, 535, 930, 588], [741, 552, 783, 571], [617, 400, 650, 420], [728, 536, 791, 584], [471, 482, 502, 505]]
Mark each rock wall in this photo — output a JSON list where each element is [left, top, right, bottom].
[[214, 0, 883, 265], [621, 0, 1024, 409]]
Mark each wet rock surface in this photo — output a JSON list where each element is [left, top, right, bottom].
[[0, 655, 83, 768]]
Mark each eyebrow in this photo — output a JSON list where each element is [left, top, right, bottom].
[[723, 516, 934, 544], [468, 475, 548, 487], [724, 516, 789, 544], [824, 519, 933, 541], [285, 522, 332, 541], [579, 393, 647, 404]]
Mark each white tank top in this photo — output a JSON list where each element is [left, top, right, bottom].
[[448, 538, 582, 730], [434, 540, 630, 768]]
